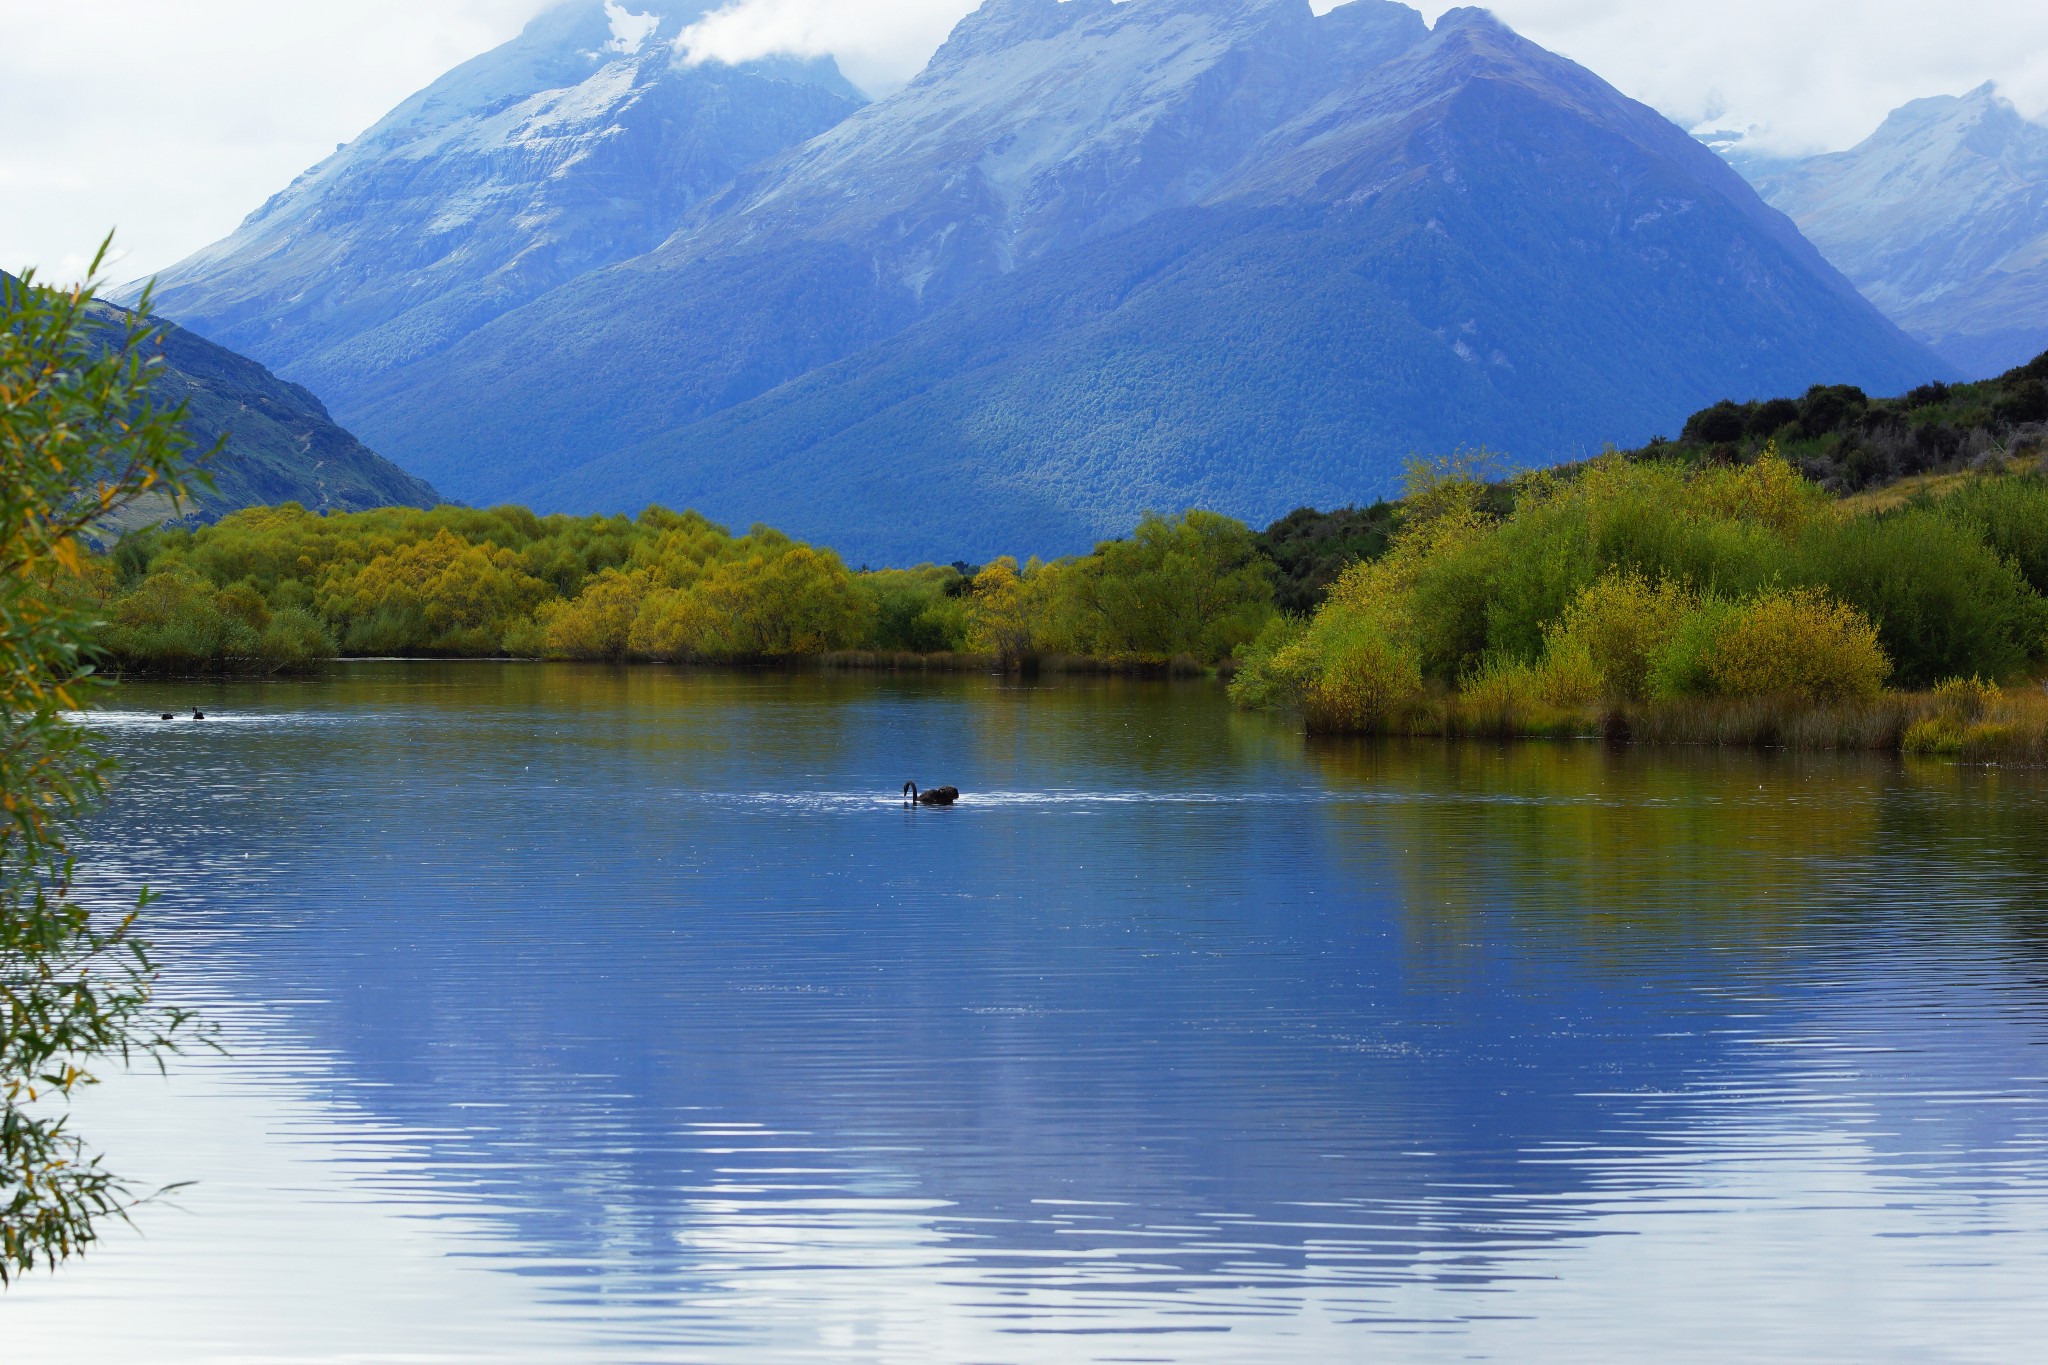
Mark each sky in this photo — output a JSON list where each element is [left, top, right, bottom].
[[5, 0, 2048, 283]]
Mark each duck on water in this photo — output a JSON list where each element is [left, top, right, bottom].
[[904, 783, 959, 807]]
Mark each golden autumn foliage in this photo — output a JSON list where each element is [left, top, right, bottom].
[[93, 505, 1276, 673], [1699, 587, 1891, 703]]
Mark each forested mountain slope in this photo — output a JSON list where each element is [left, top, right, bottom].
[[4, 271, 439, 520], [511, 2, 1944, 562]]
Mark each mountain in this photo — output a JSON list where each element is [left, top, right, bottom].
[[131, 0, 865, 414], [5, 270, 437, 519], [121, 302, 442, 518], [148, 0, 1941, 564], [1736, 84, 2048, 379]]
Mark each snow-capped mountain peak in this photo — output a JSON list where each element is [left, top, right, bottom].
[[136, 0, 865, 405]]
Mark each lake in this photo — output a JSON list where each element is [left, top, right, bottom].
[[8, 662, 2048, 1363]]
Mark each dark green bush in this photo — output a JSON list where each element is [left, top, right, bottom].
[[1798, 385, 1868, 439], [1750, 397, 1800, 436], [1256, 503, 1400, 614], [1931, 476, 2048, 596], [1795, 509, 2048, 686], [1683, 401, 1748, 445], [862, 568, 970, 652], [1993, 379, 2048, 425]]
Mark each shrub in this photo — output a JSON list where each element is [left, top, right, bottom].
[[1994, 379, 2048, 425], [862, 567, 970, 654], [1930, 475, 2048, 596], [1546, 570, 1697, 700], [1465, 642, 1602, 712], [1688, 449, 1834, 539], [317, 529, 553, 655], [1226, 614, 1309, 711], [257, 607, 337, 670], [1299, 615, 1424, 734], [1683, 401, 1748, 445], [1036, 511, 1275, 664], [1701, 587, 1891, 703], [1932, 674, 2001, 722], [631, 545, 869, 662], [101, 569, 264, 668], [1795, 508, 2048, 685], [541, 567, 654, 661], [964, 557, 1039, 664], [1255, 503, 1400, 615], [1647, 596, 1743, 699], [1798, 384, 1868, 439], [1750, 397, 1800, 436]]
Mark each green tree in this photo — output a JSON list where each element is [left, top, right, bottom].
[[3, 249, 207, 1281], [1039, 511, 1275, 664]]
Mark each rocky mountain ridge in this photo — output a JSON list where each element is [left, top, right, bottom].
[[2, 270, 442, 520]]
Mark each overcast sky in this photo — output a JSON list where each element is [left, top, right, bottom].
[[6, 0, 2047, 283]]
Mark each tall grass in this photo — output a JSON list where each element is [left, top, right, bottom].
[[1330, 683, 2048, 762]]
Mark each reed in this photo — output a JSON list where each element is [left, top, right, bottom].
[[1312, 683, 2048, 762], [817, 650, 996, 672]]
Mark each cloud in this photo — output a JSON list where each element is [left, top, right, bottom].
[[676, 0, 973, 94], [677, 0, 2048, 149], [0, 0, 552, 283], [606, 1, 664, 53], [1415, 0, 2048, 154]]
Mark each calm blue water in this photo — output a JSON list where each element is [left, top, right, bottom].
[[8, 663, 2048, 1363]]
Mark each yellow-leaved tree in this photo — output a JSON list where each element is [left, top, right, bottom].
[[3, 247, 210, 1281]]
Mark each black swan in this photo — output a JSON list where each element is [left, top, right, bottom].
[[160, 713, 175, 721], [904, 782, 960, 807], [192, 709, 207, 720]]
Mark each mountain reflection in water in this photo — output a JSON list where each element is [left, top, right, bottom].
[[12, 664, 2048, 1363]]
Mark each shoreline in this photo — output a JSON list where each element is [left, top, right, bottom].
[[103, 658, 2048, 764]]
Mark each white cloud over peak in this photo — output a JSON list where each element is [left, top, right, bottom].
[[675, 0, 970, 94]]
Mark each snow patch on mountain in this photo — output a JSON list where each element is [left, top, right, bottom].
[[136, 0, 865, 406]]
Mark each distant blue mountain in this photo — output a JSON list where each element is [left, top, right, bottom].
[[1725, 84, 2048, 380], [145, 0, 1942, 564]]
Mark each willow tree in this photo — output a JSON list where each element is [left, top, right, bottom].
[[2, 245, 207, 1282]]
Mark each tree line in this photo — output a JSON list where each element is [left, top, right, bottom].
[[83, 504, 1282, 674]]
